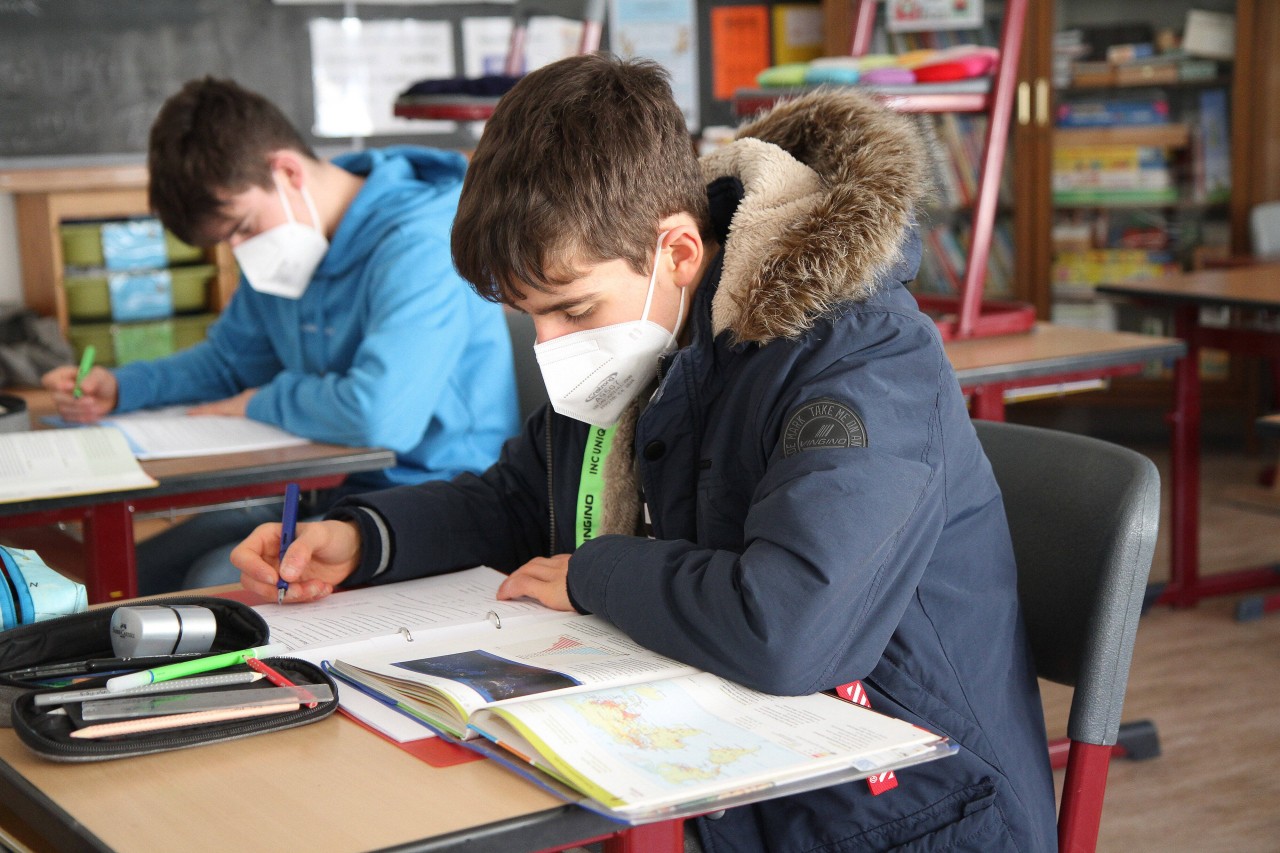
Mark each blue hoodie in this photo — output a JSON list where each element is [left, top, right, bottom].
[[113, 146, 519, 488]]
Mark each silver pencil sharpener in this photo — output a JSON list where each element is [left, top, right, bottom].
[[109, 605, 217, 658]]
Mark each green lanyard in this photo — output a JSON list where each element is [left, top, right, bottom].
[[576, 425, 616, 548]]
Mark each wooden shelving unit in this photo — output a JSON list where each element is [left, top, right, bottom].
[[2, 165, 238, 347], [740, 0, 1032, 340]]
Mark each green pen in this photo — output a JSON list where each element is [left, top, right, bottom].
[[72, 345, 96, 399], [103, 643, 287, 693]]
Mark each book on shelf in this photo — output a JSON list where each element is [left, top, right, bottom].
[[1051, 248, 1177, 298], [1191, 88, 1231, 204], [1052, 144, 1175, 206], [254, 566, 953, 822], [0, 427, 158, 504], [1056, 96, 1170, 128]]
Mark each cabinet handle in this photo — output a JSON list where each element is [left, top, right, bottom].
[[1035, 77, 1050, 127], [1017, 81, 1031, 125]]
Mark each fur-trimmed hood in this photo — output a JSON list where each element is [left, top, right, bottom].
[[700, 88, 929, 344]]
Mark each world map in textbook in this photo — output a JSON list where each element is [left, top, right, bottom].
[[564, 681, 811, 790]]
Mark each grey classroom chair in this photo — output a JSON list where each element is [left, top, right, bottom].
[[973, 420, 1161, 853], [503, 308, 550, 424]]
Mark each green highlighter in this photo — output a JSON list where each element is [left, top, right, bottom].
[[104, 643, 287, 693], [72, 345, 96, 399]]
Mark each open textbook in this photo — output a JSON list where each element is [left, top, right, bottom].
[[254, 567, 953, 821], [254, 567, 571, 742], [45, 406, 308, 460], [0, 427, 158, 503]]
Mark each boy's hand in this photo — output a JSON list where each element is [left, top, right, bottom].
[[41, 364, 118, 423], [497, 554, 574, 611], [188, 388, 257, 417], [231, 519, 362, 603]]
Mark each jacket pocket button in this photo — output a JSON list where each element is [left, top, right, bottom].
[[643, 440, 666, 460]]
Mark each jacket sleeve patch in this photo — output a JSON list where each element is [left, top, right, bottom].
[[781, 397, 868, 457]]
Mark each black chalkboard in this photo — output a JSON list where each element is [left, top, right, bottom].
[[0, 0, 510, 159]]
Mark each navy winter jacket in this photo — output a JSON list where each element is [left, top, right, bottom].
[[334, 91, 1058, 852]]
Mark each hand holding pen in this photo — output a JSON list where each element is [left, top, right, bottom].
[[231, 517, 365, 605], [40, 350, 119, 423]]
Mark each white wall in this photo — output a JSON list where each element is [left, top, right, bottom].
[[0, 193, 22, 305]]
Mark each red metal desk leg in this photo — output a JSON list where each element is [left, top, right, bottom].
[[970, 387, 1007, 422], [83, 500, 136, 603], [603, 819, 684, 853], [1161, 305, 1202, 607]]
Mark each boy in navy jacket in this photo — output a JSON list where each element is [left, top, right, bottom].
[[234, 55, 1057, 851]]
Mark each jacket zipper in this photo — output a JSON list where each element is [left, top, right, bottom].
[[546, 415, 556, 556]]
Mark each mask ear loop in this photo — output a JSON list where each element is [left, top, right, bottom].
[[299, 184, 324, 233], [271, 171, 300, 226], [639, 230, 672, 324]]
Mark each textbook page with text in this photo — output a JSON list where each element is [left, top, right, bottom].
[[253, 566, 570, 742], [0, 427, 158, 503]]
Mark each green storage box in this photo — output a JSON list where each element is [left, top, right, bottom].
[[63, 274, 112, 321], [67, 323, 117, 367], [164, 231, 205, 264], [112, 320, 175, 364], [168, 265, 215, 313], [172, 313, 217, 351], [60, 223, 106, 268]]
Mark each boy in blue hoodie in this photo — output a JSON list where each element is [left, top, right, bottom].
[[41, 77, 519, 593]]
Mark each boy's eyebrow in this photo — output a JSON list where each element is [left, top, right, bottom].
[[527, 293, 595, 316]]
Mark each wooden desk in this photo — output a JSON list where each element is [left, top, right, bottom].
[[0, 710, 682, 853], [944, 322, 1186, 421], [0, 391, 395, 604], [1098, 263, 1280, 609]]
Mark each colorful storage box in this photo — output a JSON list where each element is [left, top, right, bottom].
[[66, 313, 216, 368], [63, 265, 212, 322], [60, 219, 206, 268]]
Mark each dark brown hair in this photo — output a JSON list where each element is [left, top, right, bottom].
[[147, 77, 316, 245], [452, 54, 710, 303]]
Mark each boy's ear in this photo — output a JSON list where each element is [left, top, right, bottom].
[[666, 224, 705, 288], [266, 150, 308, 189]]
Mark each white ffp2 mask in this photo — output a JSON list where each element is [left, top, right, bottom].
[[533, 233, 685, 427], [232, 173, 329, 300]]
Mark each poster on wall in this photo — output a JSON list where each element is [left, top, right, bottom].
[[886, 0, 983, 33], [608, 0, 700, 130], [310, 18, 455, 136]]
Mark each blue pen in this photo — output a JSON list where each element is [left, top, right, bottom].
[[277, 483, 300, 605]]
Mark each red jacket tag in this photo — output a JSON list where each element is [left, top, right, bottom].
[[866, 771, 899, 795], [834, 681, 899, 795], [835, 681, 870, 707]]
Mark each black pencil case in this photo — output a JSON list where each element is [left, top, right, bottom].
[[1, 596, 337, 761]]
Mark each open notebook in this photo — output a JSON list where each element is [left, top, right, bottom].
[[253, 567, 954, 823], [44, 406, 309, 460], [0, 427, 158, 503]]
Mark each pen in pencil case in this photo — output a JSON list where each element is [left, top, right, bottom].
[[104, 643, 287, 693], [69, 703, 299, 740], [33, 671, 265, 706]]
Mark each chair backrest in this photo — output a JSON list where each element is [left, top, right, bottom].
[[504, 0, 606, 75], [973, 420, 1159, 746], [504, 308, 550, 423], [1250, 200, 1280, 258]]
